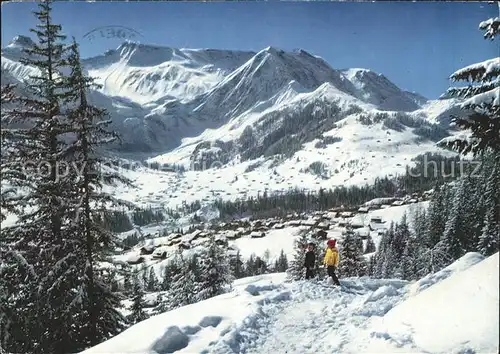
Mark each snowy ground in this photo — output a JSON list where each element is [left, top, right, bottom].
[[105, 112, 453, 213], [82, 252, 499, 354]]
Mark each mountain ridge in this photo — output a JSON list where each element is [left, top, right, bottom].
[[2, 36, 461, 202]]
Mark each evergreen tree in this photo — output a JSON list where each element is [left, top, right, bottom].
[[0, 2, 75, 352], [0, 84, 19, 223], [364, 236, 376, 254], [141, 264, 149, 288], [373, 223, 395, 278], [245, 254, 256, 276], [286, 232, 308, 281], [123, 272, 133, 294], [169, 254, 197, 308], [147, 268, 160, 292], [441, 180, 469, 261], [367, 254, 377, 276], [478, 155, 500, 256], [438, 13, 500, 155], [401, 234, 421, 281], [338, 229, 366, 277], [312, 242, 325, 280], [391, 215, 412, 278], [62, 36, 136, 348], [230, 250, 245, 278], [197, 235, 233, 301], [127, 276, 149, 325], [160, 257, 181, 291], [275, 249, 289, 272]]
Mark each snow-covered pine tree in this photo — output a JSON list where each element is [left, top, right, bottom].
[[141, 264, 149, 288], [367, 254, 377, 276], [230, 250, 245, 278], [391, 214, 412, 278], [0, 1, 77, 352], [0, 84, 19, 223], [147, 267, 160, 292], [169, 253, 198, 309], [373, 222, 396, 278], [441, 179, 469, 261], [153, 254, 183, 315], [338, 228, 367, 277], [197, 235, 234, 301], [61, 37, 136, 348], [160, 256, 181, 291], [438, 12, 499, 156], [245, 254, 256, 276], [127, 275, 149, 325], [187, 253, 203, 294], [364, 236, 376, 254], [478, 155, 500, 256], [401, 233, 421, 281], [275, 249, 289, 272], [123, 272, 133, 294], [313, 241, 325, 280], [425, 183, 450, 248], [286, 232, 308, 281]]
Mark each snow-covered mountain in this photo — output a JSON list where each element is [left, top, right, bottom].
[[2, 36, 462, 206]]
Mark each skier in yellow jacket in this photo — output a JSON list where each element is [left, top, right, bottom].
[[323, 239, 340, 286]]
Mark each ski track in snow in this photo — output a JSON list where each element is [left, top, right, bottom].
[[210, 278, 409, 354]]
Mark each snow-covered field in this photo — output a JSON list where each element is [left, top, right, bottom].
[[82, 251, 499, 354]]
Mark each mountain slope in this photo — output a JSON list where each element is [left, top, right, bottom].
[[342, 68, 424, 112], [81, 252, 499, 354], [2, 36, 462, 202], [82, 42, 255, 105]]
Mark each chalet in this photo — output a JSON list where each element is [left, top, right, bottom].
[[178, 242, 191, 250], [350, 222, 365, 229], [215, 235, 228, 246], [391, 200, 405, 206], [302, 219, 317, 227], [254, 225, 269, 232], [409, 199, 418, 203], [167, 238, 182, 246], [338, 220, 349, 227], [126, 254, 144, 265], [167, 233, 182, 242], [139, 245, 155, 255], [358, 207, 370, 213], [341, 211, 354, 218], [152, 246, 168, 259], [225, 231, 240, 240], [316, 229, 328, 240], [326, 211, 339, 219], [317, 222, 330, 230], [357, 227, 371, 239], [370, 217, 383, 224], [265, 220, 277, 228], [253, 220, 263, 228], [273, 223, 285, 229], [250, 231, 266, 238]]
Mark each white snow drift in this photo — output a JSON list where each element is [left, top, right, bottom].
[[82, 252, 499, 354]]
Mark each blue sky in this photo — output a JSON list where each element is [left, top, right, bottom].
[[1, 1, 497, 99]]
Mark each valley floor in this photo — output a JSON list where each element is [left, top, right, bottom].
[[83, 252, 499, 354]]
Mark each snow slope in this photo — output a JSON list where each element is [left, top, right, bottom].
[[82, 252, 499, 354]]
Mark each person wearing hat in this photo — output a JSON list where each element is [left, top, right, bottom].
[[323, 239, 340, 286], [303, 242, 316, 279]]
